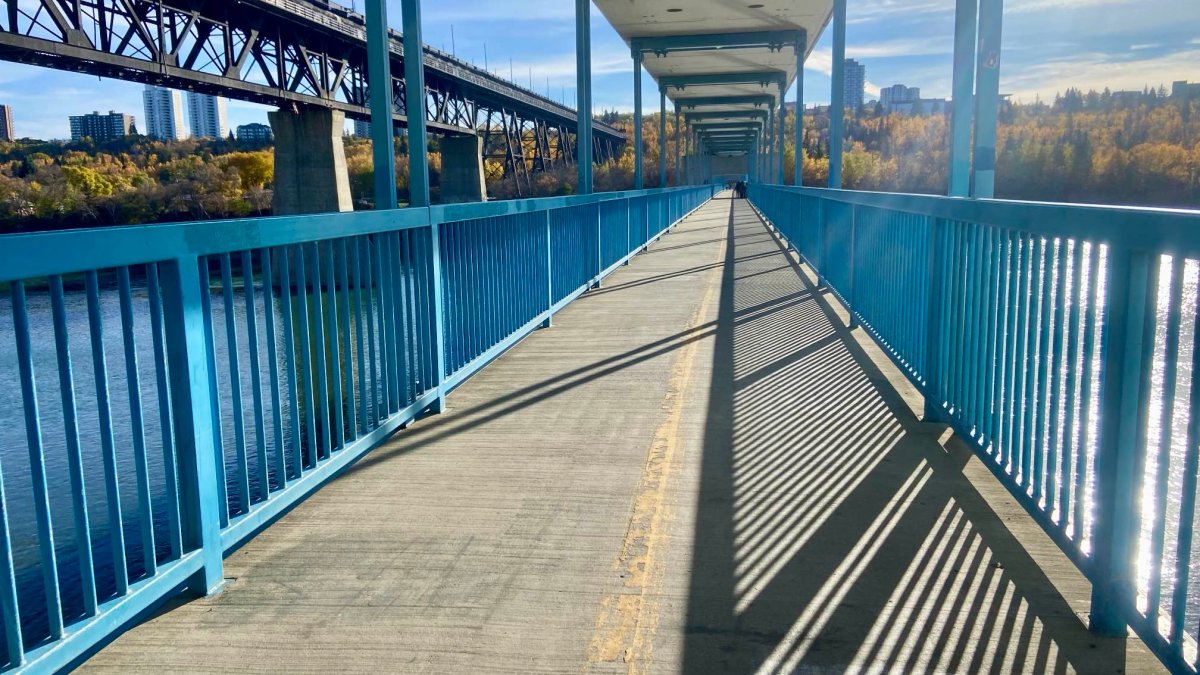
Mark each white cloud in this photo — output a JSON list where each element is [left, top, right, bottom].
[[1003, 47, 1200, 101]]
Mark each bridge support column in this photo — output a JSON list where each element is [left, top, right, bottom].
[[794, 32, 806, 186], [829, 0, 847, 188], [440, 135, 488, 203], [269, 108, 353, 215]]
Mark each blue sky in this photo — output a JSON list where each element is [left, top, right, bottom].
[[0, 0, 1197, 140]]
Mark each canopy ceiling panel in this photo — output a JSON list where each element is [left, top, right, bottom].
[[594, 0, 833, 153]]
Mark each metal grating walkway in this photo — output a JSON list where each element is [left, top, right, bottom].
[[80, 195, 1161, 674]]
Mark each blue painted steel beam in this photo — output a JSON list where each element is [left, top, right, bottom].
[[972, 0, 1003, 198], [685, 110, 769, 122], [794, 31, 806, 185], [634, 51, 643, 190], [631, 30, 804, 56], [948, 0, 978, 197], [829, 0, 847, 188], [365, 0, 398, 209], [661, 71, 787, 89], [576, 0, 593, 194], [401, 0, 430, 207], [691, 121, 764, 130], [680, 94, 777, 109]]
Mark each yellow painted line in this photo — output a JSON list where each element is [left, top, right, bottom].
[[583, 204, 728, 675]]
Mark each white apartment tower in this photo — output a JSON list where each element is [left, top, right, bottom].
[[142, 85, 187, 141], [186, 91, 229, 139]]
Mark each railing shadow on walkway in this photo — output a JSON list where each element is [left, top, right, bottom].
[[679, 199, 1138, 674]]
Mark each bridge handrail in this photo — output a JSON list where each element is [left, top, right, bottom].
[[748, 182, 1200, 674], [0, 184, 715, 673]]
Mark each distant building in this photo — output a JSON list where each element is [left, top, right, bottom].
[[879, 84, 947, 116], [187, 92, 229, 139], [0, 104, 13, 142], [236, 122, 274, 144], [1172, 81, 1200, 101], [353, 119, 372, 139], [880, 84, 920, 107], [843, 59, 866, 111], [69, 110, 135, 142], [1111, 90, 1144, 106], [142, 85, 187, 141]]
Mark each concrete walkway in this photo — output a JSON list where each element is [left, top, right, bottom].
[[82, 196, 1161, 674]]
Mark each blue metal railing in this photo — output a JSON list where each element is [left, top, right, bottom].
[[749, 183, 1200, 674], [0, 184, 714, 673]]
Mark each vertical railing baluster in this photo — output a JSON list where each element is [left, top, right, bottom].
[[1059, 240, 1085, 526], [158, 255, 224, 595], [86, 271, 129, 595], [196, 260, 228, 527], [308, 242, 332, 456], [118, 268, 157, 576], [50, 276, 98, 612], [1145, 257, 1184, 620], [1073, 243, 1103, 544], [338, 239, 357, 439], [0, 448, 24, 667], [429, 218, 449, 413], [544, 210, 554, 327], [148, 264, 183, 557], [261, 248, 287, 488], [363, 237, 381, 425], [1089, 247, 1156, 635], [220, 254, 250, 513], [322, 240, 344, 450], [276, 248, 303, 479], [1170, 271, 1200, 652], [1046, 239, 1069, 520], [241, 250, 268, 502], [351, 239, 369, 431], [294, 246, 318, 470], [1033, 237, 1054, 502], [10, 281, 63, 638]]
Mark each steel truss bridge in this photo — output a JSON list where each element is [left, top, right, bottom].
[[0, 0, 623, 191]]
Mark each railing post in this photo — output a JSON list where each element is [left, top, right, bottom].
[[544, 210, 554, 327], [1089, 247, 1156, 634], [593, 204, 603, 288], [428, 221, 448, 413], [624, 198, 632, 265], [923, 218, 947, 423], [847, 204, 858, 329], [159, 255, 224, 596]]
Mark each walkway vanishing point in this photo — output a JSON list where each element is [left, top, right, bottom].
[[80, 195, 1162, 674]]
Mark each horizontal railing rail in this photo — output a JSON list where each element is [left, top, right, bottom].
[[0, 183, 715, 673], [748, 183, 1200, 674]]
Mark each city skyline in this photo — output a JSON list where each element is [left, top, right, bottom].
[[0, 0, 1196, 139]]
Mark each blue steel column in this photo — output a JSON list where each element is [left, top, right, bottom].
[[401, 0, 430, 207], [366, 0, 398, 209], [794, 33, 806, 185], [766, 106, 774, 184], [576, 0, 593, 194], [400, 0, 445, 414], [828, 0, 847, 188], [659, 88, 667, 187], [633, 50, 643, 189], [972, 0, 1003, 198], [948, 0, 978, 197], [778, 81, 786, 184], [674, 104, 681, 187]]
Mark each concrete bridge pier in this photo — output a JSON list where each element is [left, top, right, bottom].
[[269, 107, 354, 215], [439, 134, 488, 203]]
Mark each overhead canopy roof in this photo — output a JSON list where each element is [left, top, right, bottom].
[[594, 0, 832, 154]]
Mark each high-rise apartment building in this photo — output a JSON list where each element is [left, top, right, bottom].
[[187, 91, 229, 139], [69, 111, 135, 142], [0, 104, 13, 142], [843, 59, 866, 111], [353, 119, 372, 139], [143, 85, 187, 141]]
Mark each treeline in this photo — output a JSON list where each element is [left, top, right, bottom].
[[0, 136, 275, 232]]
